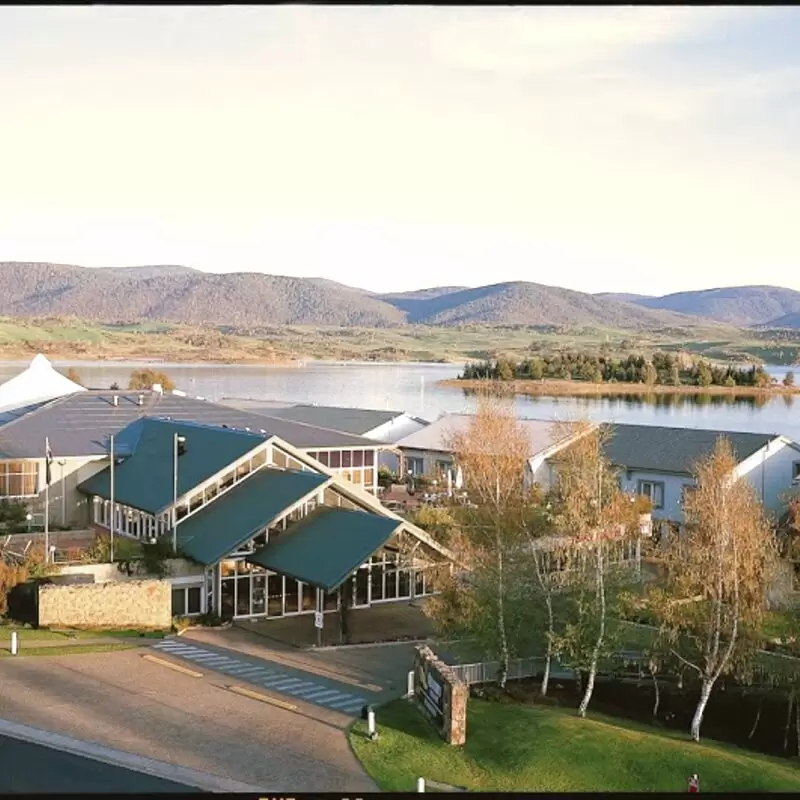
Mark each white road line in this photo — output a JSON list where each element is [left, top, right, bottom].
[[285, 684, 326, 697], [266, 679, 306, 690], [230, 667, 271, 678], [301, 689, 343, 702], [326, 695, 366, 710]]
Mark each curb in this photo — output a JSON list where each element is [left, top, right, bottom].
[[0, 717, 270, 794], [309, 637, 429, 652]]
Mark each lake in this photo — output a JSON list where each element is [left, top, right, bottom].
[[1, 359, 798, 441]]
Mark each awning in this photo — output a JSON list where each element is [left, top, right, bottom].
[[246, 507, 402, 592], [177, 468, 329, 565]]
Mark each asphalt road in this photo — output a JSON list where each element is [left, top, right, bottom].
[[0, 734, 202, 794]]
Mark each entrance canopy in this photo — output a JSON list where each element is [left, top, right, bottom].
[[177, 468, 328, 565], [247, 507, 402, 593]]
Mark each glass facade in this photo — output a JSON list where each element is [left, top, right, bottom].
[[306, 449, 378, 492], [0, 460, 39, 498]]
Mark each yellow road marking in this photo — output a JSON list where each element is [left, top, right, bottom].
[[228, 684, 298, 711], [142, 653, 203, 678]]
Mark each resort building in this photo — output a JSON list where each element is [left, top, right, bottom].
[[394, 413, 593, 490], [219, 398, 429, 473], [0, 389, 387, 527], [76, 417, 452, 620], [548, 423, 800, 531]]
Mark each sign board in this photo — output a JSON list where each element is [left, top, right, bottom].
[[412, 645, 467, 746], [314, 611, 323, 629]]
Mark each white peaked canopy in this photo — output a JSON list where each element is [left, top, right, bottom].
[[0, 354, 86, 414]]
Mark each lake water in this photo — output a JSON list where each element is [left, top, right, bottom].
[[1, 359, 798, 441]]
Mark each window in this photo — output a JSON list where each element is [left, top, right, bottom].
[[681, 484, 696, 505], [171, 585, 202, 617], [793, 461, 800, 484], [406, 457, 424, 476], [0, 461, 38, 498], [364, 450, 374, 467], [637, 480, 665, 509]]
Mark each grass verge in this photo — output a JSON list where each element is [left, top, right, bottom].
[[0, 625, 168, 643], [0, 643, 137, 657], [350, 698, 800, 793]]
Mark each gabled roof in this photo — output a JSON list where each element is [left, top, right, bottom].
[[247, 507, 402, 592], [78, 418, 267, 514], [0, 354, 85, 413], [0, 390, 379, 458], [395, 413, 587, 458], [177, 468, 329, 565], [219, 397, 412, 436], [602, 424, 780, 476]]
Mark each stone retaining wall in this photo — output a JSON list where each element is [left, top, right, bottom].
[[38, 579, 171, 629]]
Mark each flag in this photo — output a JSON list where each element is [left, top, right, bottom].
[[45, 437, 53, 486]]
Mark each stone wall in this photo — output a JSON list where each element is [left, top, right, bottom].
[[413, 645, 468, 746], [38, 579, 171, 629]]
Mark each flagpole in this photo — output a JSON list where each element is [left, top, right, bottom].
[[109, 435, 115, 563], [172, 432, 178, 554]]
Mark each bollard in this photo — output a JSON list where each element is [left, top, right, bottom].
[[407, 670, 415, 698], [367, 707, 378, 741], [10, 630, 18, 656], [416, 777, 425, 793]]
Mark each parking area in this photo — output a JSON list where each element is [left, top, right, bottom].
[[0, 649, 376, 793]]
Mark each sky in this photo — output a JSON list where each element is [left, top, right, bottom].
[[0, 6, 799, 296]]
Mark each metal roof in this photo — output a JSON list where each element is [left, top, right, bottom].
[[219, 397, 408, 437], [247, 507, 402, 592], [78, 418, 267, 514], [395, 413, 586, 456], [177, 468, 329, 565], [0, 390, 378, 458], [602, 424, 779, 475]]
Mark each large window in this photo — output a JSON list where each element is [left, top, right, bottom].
[[0, 461, 38, 498], [793, 461, 800, 484], [638, 480, 665, 509], [406, 457, 424, 476]]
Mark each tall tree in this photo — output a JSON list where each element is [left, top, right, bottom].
[[547, 423, 639, 717], [655, 437, 776, 742], [128, 368, 176, 392], [445, 394, 534, 688]]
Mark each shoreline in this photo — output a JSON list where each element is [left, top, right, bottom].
[[439, 377, 800, 397]]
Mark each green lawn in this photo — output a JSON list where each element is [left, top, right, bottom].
[[351, 699, 800, 793]]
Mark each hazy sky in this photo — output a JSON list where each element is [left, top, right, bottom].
[[1, 6, 799, 295]]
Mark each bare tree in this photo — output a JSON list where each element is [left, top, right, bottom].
[[547, 422, 640, 717], [655, 437, 776, 742]]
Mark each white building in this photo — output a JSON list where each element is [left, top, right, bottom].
[[553, 423, 800, 528], [395, 413, 593, 491]]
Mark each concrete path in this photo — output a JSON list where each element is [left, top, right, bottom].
[[0, 649, 376, 792]]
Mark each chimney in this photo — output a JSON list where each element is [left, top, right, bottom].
[[138, 394, 145, 406], [152, 383, 163, 394], [112, 395, 119, 407]]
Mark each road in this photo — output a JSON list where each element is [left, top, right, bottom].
[[0, 733, 200, 793]]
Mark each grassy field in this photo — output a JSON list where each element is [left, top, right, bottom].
[[445, 377, 800, 397], [0, 315, 797, 365], [351, 698, 800, 793]]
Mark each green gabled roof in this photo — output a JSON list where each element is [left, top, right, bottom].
[[78, 417, 268, 514], [177, 468, 329, 566], [246, 507, 402, 592]]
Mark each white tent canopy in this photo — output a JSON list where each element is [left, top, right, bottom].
[[0, 354, 86, 414]]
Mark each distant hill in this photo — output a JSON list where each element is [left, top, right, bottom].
[[0, 262, 755, 331], [614, 285, 800, 328], [595, 292, 653, 304], [388, 282, 700, 329]]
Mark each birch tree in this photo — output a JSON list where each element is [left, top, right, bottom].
[[656, 437, 776, 742], [547, 422, 640, 717], [444, 394, 536, 688]]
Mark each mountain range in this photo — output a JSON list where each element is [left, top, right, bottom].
[[1, 262, 799, 331]]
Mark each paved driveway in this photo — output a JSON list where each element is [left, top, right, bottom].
[[0, 733, 200, 794], [0, 650, 375, 793]]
